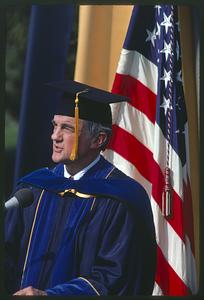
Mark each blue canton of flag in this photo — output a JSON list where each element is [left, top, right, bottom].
[[153, 5, 187, 166]]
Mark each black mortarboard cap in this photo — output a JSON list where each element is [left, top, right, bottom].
[[47, 80, 130, 126]]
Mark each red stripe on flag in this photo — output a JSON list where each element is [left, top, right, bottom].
[[108, 125, 185, 241], [155, 246, 191, 295], [112, 73, 156, 124], [109, 124, 154, 182]]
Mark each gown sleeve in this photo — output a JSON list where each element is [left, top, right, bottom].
[[4, 185, 42, 294], [45, 197, 156, 296], [4, 204, 24, 293]]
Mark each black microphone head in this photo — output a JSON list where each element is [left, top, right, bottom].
[[14, 188, 34, 208]]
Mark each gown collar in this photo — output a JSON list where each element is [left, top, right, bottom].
[[63, 155, 101, 180]]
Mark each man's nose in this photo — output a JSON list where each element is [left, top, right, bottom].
[[51, 127, 62, 141]]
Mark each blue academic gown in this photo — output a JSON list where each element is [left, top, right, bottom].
[[4, 156, 157, 296]]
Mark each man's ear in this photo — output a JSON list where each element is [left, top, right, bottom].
[[90, 132, 107, 149]]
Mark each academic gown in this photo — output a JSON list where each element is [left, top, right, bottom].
[[4, 156, 157, 296]]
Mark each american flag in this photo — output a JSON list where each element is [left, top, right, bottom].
[[104, 5, 197, 295]]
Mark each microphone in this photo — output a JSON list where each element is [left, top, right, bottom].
[[5, 188, 34, 211]]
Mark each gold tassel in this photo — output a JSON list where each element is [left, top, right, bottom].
[[69, 89, 89, 161], [162, 167, 173, 218], [70, 92, 80, 161]]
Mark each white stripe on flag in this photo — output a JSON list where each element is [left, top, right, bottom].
[[152, 281, 163, 295], [116, 49, 158, 94]]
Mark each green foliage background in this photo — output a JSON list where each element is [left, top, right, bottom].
[[5, 6, 30, 149]]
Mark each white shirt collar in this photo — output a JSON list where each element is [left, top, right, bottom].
[[64, 155, 101, 180]]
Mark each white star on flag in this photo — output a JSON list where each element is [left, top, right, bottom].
[[176, 41, 180, 60], [157, 48, 160, 63], [175, 128, 185, 134], [155, 5, 162, 16], [160, 68, 171, 88], [176, 102, 181, 110], [156, 22, 161, 38], [177, 70, 182, 82], [160, 96, 173, 115], [160, 41, 172, 61], [146, 27, 157, 47], [176, 21, 180, 32], [161, 12, 172, 33]]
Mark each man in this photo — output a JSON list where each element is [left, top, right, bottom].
[[5, 80, 157, 296]]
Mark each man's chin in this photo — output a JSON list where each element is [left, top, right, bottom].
[[52, 154, 73, 165], [52, 154, 62, 164]]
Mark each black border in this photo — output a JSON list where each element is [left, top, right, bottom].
[[0, 3, 6, 296]]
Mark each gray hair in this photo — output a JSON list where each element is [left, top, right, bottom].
[[85, 120, 112, 151]]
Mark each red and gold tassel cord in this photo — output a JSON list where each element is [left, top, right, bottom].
[[162, 6, 174, 218], [70, 89, 89, 161]]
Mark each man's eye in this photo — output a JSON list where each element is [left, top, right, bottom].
[[62, 125, 74, 132]]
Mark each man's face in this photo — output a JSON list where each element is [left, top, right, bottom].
[[51, 115, 92, 164]]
